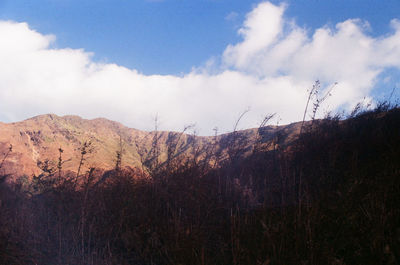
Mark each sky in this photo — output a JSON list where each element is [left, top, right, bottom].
[[0, 0, 399, 135]]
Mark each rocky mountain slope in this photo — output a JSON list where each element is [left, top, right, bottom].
[[0, 114, 301, 178]]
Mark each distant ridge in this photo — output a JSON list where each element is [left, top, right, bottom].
[[0, 114, 300, 178]]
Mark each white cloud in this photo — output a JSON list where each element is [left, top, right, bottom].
[[0, 2, 400, 135], [223, 2, 286, 71], [222, 2, 400, 117]]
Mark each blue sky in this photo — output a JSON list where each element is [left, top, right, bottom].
[[0, 0, 399, 134], [1, 0, 399, 75]]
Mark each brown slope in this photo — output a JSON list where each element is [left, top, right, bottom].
[[0, 114, 301, 178]]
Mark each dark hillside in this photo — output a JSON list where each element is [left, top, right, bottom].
[[0, 107, 399, 264]]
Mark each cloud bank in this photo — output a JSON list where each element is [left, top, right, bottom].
[[1, 1, 400, 134]]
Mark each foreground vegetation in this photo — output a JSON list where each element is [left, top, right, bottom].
[[0, 104, 399, 264]]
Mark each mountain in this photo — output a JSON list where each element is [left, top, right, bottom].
[[0, 114, 301, 178], [1, 108, 399, 264]]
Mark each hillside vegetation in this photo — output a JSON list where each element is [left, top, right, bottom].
[[0, 105, 399, 264]]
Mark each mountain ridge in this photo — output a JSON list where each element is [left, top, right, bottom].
[[0, 114, 300, 178]]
